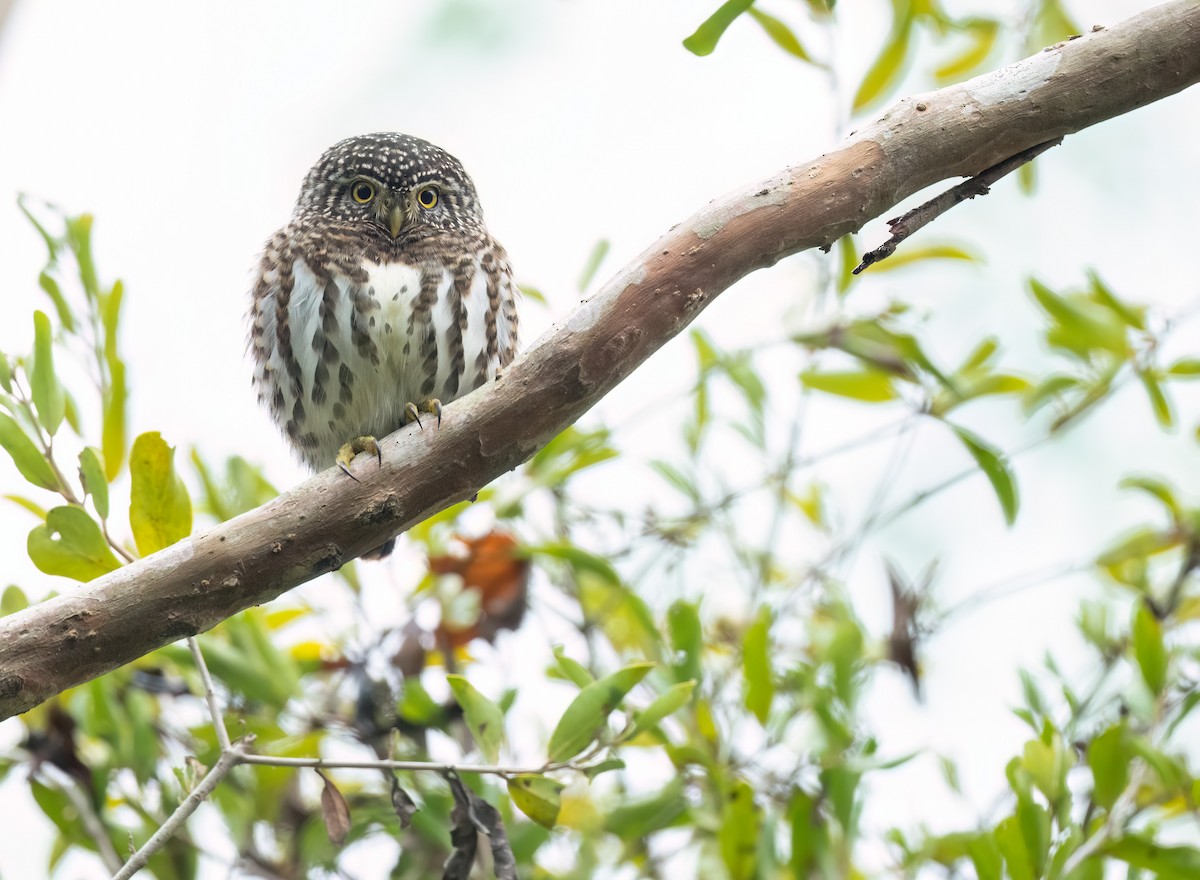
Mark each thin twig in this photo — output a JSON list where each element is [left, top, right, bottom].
[[853, 138, 1064, 274], [112, 737, 253, 880], [188, 636, 231, 752], [237, 753, 556, 777], [102, 519, 135, 563], [937, 559, 1088, 624]]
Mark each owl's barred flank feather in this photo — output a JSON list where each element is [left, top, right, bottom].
[[247, 133, 520, 557]]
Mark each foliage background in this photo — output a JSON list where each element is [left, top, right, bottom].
[[0, 0, 1198, 877]]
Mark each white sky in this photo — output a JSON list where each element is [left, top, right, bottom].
[[0, 0, 1197, 876]]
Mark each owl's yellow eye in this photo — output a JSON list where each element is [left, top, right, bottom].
[[350, 180, 376, 204], [416, 186, 439, 210]]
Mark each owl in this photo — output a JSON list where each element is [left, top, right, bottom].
[[247, 133, 520, 556]]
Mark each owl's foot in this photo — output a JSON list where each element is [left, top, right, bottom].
[[402, 398, 443, 429], [336, 435, 382, 481]]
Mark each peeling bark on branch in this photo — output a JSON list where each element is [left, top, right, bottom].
[[1, 0, 1198, 721]]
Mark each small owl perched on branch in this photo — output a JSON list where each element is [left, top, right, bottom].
[[248, 133, 520, 556]]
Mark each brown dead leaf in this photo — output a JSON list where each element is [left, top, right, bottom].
[[431, 531, 530, 648], [316, 769, 351, 846]]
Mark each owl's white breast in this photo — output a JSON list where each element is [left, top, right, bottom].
[[261, 251, 506, 472], [363, 261, 425, 347]]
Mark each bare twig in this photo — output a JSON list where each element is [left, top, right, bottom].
[[188, 636, 231, 752], [854, 138, 1063, 274], [238, 754, 555, 777], [112, 737, 253, 880], [115, 630, 571, 876]]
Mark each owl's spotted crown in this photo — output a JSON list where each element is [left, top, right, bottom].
[[294, 132, 485, 235]]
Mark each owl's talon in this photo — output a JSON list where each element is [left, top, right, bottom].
[[402, 398, 442, 429], [336, 436, 381, 479]]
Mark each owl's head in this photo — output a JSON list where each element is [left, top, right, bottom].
[[294, 132, 486, 242]]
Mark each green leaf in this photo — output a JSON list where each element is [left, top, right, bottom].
[[967, 831, 1003, 880], [605, 777, 687, 841], [1119, 475, 1181, 521], [582, 757, 626, 780], [649, 460, 700, 501], [30, 311, 65, 436], [66, 213, 100, 299], [1106, 836, 1200, 879], [17, 195, 61, 262], [1087, 271, 1145, 329], [683, 0, 755, 56], [577, 239, 610, 292], [668, 600, 703, 683], [1027, 0, 1078, 53], [1023, 373, 1081, 414], [0, 412, 59, 491], [1138, 369, 1174, 428], [3, 494, 47, 519], [37, 272, 76, 333], [1021, 729, 1071, 804], [78, 447, 109, 519], [1167, 357, 1200, 378], [852, 17, 912, 112], [101, 283, 127, 480], [2, 585, 28, 616], [719, 778, 759, 880], [934, 19, 999, 82], [1132, 602, 1167, 696], [507, 775, 564, 829], [527, 542, 621, 586], [867, 243, 982, 272], [517, 283, 546, 305], [1096, 526, 1177, 567], [743, 608, 774, 724], [836, 235, 859, 295], [1087, 724, 1129, 810], [0, 352, 12, 393], [62, 388, 82, 436], [552, 646, 595, 689], [627, 680, 696, 739], [1018, 161, 1036, 194], [951, 426, 1018, 525], [995, 814, 1035, 880], [547, 662, 654, 762], [28, 505, 122, 581], [129, 431, 193, 556], [446, 675, 506, 763], [800, 369, 899, 402], [1029, 278, 1129, 358], [746, 8, 813, 62], [961, 338, 999, 372]]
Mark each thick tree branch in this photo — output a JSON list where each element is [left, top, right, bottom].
[[1, 0, 1197, 721]]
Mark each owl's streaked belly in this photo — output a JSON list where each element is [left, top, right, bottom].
[[259, 255, 506, 472]]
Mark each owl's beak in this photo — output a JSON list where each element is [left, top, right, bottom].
[[376, 196, 406, 238], [387, 204, 405, 239]]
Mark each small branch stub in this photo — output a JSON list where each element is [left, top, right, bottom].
[[854, 138, 1064, 274]]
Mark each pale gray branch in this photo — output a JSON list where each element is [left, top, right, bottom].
[[1, 0, 1198, 721], [112, 737, 253, 880]]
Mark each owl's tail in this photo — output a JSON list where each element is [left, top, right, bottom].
[[362, 538, 397, 560]]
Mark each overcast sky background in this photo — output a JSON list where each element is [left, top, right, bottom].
[[0, 0, 1198, 876]]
